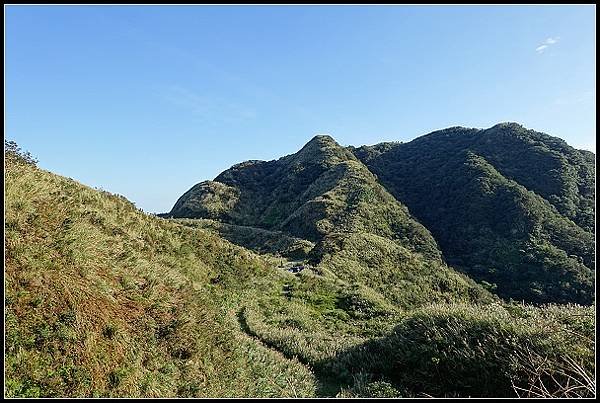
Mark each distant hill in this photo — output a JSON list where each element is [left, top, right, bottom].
[[169, 123, 595, 305]]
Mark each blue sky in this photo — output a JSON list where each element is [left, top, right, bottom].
[[5, 5, 596, 213]]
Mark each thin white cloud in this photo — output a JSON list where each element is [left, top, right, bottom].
[[163, 85, 211, 116], [536, 37, 560, 53], [162, 85, 257, 122]]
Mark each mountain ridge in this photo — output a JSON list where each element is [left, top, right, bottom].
[[167, 123, 595, 305]]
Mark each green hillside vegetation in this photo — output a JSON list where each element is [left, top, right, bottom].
[[336, 303, 595, 398], [310, 232, 493, 310], [353, 123, 595, 232], [473, 123, 595, 232], [171, 126, 594, 305], [5, 133, 595, 398], [170, 136, 358, 231], [352, 123, 595, 304]]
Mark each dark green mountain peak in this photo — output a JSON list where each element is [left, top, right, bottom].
[[307, 133, 336, 144], [489, 121, 527, 130], [284, 133, 356, 168]]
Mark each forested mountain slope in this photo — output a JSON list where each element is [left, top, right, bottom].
[[351, 123, 595, 304]]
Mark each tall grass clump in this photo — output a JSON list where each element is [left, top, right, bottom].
[[323, 302, 595, 397]]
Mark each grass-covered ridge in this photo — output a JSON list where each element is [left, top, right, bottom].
[[242, 297, 595, 398], [168, 135, 439, 257]]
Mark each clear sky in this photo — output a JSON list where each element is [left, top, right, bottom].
[[5, 5, 596, 213]]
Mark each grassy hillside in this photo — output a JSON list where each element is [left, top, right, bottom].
[[5, 146, 317, 397], [172, 218, 316, 260], [4, 140, 595, 398], [353, 123, 595, 232], [170, 126, 594, 305]]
